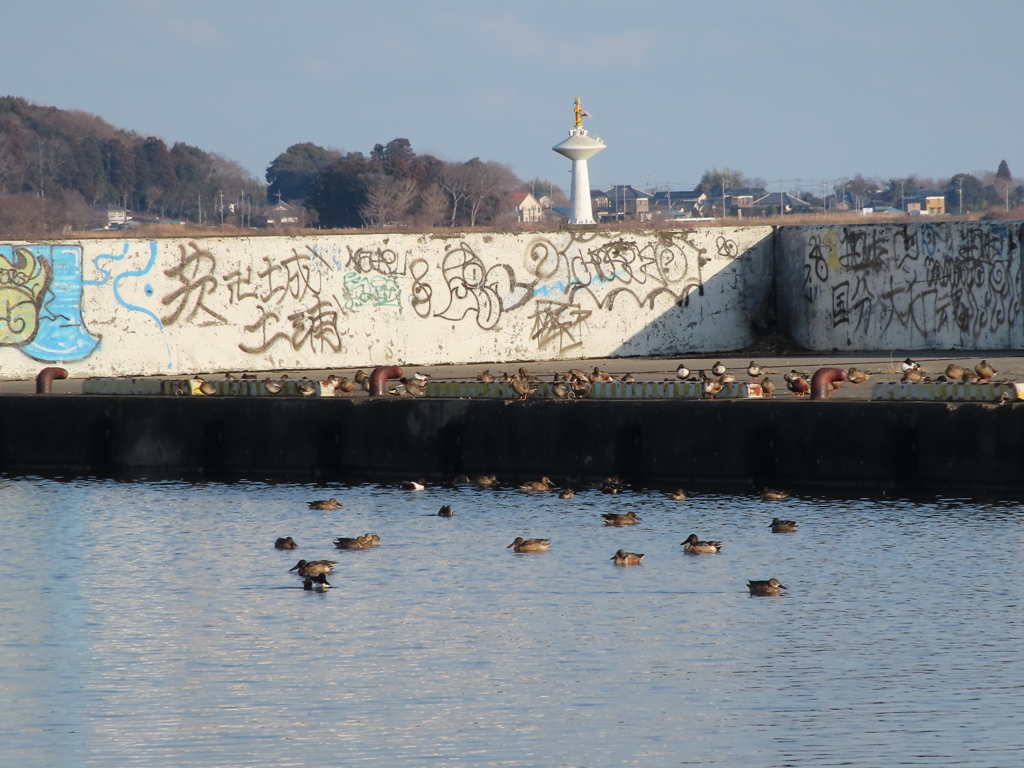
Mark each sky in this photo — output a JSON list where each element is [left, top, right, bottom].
[[3, 0, 1022, 194]]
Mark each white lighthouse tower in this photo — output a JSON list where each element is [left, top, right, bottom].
[[552, 98, 605, 225]]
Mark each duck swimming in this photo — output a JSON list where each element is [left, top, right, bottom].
[[748, 578, 787, 596], [274, 536, 297, 550], [761, 488, 790, 501], [289, 559, 335, 576], [334, 534, 380, 550], [670, 489, 687, 501], [438, 504, 455, 517], [601, 510, 640, 526], [308, 498, 342, 510], [508, 537, 551, 553], [519, 477, 554, 492], [303, 573, 332, 591], [611, 549, 644, 566], [681, 534, 722, 554], [769, 517, 798, 532]]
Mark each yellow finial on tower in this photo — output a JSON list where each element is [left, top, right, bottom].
[[574, 97, 583, 128]]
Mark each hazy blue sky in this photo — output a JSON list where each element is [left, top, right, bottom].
[[3, 1, 1021, 193]]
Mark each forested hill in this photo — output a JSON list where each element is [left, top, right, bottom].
[[0, 96, 262, 227]]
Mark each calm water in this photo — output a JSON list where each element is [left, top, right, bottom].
[[1, 477, 1022, 767]]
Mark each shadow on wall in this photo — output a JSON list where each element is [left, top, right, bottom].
[[775, 221, 1024, 351], [606, 228, 775, 357]]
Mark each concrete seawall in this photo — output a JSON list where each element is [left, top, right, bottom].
[[3, 395, 1021, 494], [4, 221, 1024, 380]]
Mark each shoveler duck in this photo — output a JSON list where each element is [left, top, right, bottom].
[[748, 578, 787, 596], [770, 517, 798, 532], [601, 510, 640, 526], [675, 364, 690, 381], [747, 361, 763, 379], [976, 360, 996, 381], [477, 369, 496, 383], [901, 368, 924, 383], [760, 376, 776, 397], [761, 488, 790, 501], [611, 549, 644, 566], [847, 367, 869, 386], [308, 498, 342, 510], [704, 380, 723, 399], [601, 477, 625, 494], [508, 537, 550, 553], [787, 375, 810, 397], [510, 374, 537, 400], [289, 559, 336, 576], [303, 573, 331, 590], [711, 361, 726, 377], [670, 489, 687, 501], [900, 357, 921, 373], [438, 504, 455, 517], [401, 480, 426, 491], [621, 373, 636, 382], [961, 369, 980, 384], [274, 536, 297, 550], [944, 363, 965, 380], [681, 534, 722, 554], [333, 534, 380, 550], [519, 477, 554, 492]]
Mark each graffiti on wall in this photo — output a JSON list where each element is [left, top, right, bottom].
[[0, 244, 101, 362], [801, 223, 1022, 346], [1, 228, 759, 373]]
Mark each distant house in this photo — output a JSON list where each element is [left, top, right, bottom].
[[649, 190, 709, 218], [750, 192, 812, 216], [904, 191, 947, 215], [596, 185, 652, 222], [265, 200, 303, 227], [511, 191, 543, 223]]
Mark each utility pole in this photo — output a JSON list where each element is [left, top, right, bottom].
[[721, 179, 726, 219], [958, 178, 963, 216], [218, 190, 225, 225]]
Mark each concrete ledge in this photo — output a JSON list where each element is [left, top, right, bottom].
[[81, 378, 331, 397], [871, 381, 1023, 402], [424, 380, 763, 399]]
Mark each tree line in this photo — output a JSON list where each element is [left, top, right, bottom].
[[267, 139, 529, 229], [0, 96, 262, 232]]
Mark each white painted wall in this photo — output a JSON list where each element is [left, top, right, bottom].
[[0, 228, 773, 378], [777, 221, 1024, 350]]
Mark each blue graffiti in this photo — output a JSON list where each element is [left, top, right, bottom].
[[92, 241, 174, 369], [0, 244, 102, 363]]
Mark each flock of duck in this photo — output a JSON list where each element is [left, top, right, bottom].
[[274, 480, 795, 596], [202, 357, 1005, 401]]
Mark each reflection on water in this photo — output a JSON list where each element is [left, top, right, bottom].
[[2, 478, 1023, 767]]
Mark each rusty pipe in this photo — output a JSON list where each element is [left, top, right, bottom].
[[36, 366, 69, 394], [810, 367, 848, 400], [369, 365, 403, 397]]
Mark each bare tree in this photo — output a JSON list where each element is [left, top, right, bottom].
[[463, 160, 519, 227], [436, 162, 472, 226], [360, 173, 418, 226], [412, 183, 449, 227]]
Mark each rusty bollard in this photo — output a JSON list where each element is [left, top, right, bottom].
[[369, 366, 403, 397], [36, 367, 69, 394], [810, 367, 848, 400]]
